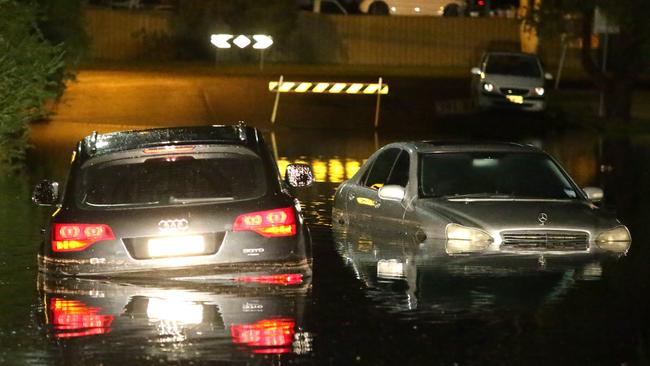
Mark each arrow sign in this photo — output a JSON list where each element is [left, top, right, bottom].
[[211, 34, 273, 49], [210, 34, 233, 49], [253, 35, 273, 49], [232, 35, 252, 48]]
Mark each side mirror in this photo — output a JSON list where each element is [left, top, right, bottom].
[[470, 67, 482, 76], [285, 164, 314, 188], [378, 185, 405, 201], [544, 72, 554, 80], [32, 180, 59, 206], [582, 187, 604, 203]]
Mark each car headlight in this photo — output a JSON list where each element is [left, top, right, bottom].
[[596, 226, 631, 253], [482, 82, 495, 93], [445, 223, 493, 255], [533, 87, 545, 96]]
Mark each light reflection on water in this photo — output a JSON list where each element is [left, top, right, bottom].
[[4, 122, 647, 364]]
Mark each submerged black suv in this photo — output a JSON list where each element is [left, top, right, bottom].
[[32, 124, 314, 278]]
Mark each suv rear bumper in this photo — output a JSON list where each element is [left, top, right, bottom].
[[38, 254, 312, 278]]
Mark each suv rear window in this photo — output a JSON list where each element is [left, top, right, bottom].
[[77, 149, 266, 207]]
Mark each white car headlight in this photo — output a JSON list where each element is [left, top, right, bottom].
[[445, 223, 493, 254], [482, 82, 495, 93], [596, 225, 631, 253], [534, 87, 545, 96]]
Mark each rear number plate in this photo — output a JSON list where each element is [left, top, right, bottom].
[[147, 235, 206, 258]]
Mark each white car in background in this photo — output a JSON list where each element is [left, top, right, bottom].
[[471, 51, 553, 112], [359, 0, 466, 16]]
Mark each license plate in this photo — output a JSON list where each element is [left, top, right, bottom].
[[377, 259, 404, 279], [147, 235, 206, 258], [506, 95, 524, 104]]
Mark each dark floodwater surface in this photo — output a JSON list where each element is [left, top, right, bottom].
[[1, 123, 649, 365]]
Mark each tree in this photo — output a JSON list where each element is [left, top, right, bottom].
[[533, 0, 650, 122], [0, 0, 65, 166]]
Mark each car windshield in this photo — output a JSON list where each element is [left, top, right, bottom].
[[77, 150, 266, 207], [419, 152, 579, 200], [485, 54, 541, 77]]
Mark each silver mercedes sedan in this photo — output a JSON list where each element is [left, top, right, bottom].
[[332, 141, 631, 261]]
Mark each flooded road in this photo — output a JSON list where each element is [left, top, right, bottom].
[[1, 120, 650, 365]]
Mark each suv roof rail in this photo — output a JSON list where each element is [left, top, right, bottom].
[[89, 131, 98, 153], [236, 121, 247, 142]]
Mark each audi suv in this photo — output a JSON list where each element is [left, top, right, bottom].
[[32, 124, 314, 277]]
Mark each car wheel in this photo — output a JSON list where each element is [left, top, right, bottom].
[[368, 1, 389, 15], [443, 3, 460, 16]]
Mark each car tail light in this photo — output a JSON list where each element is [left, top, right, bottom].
[[49, 298, 114, 339], [143, 145, 195, 154], [233, 207, 296, 237], [52, 224, 115, 252], [235, 273, 303, 286], [231, 318, 295, 353]]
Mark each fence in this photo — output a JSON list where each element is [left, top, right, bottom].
[[84, 7, 580, 72], [85, 6, 171, 60]]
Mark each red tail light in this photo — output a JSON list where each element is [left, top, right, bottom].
[[236, 273, 303, 286], [49, 298, 114, 339], [52, 224, 115, 252], [233, 207, 296, 237], [231, 318, 295, 353]]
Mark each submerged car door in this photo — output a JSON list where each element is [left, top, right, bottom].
[[347, 148, 400, 228]]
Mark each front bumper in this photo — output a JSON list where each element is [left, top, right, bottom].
[[478, 93, 546, 111]]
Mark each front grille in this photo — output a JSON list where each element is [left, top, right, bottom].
[[499, 87, 529, 96], [500, 231, 589, 251]]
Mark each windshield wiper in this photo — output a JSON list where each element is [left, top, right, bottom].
[[168, 196, 235, 204]]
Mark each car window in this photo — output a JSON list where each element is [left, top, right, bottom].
[[77, 150, 266, 207], [485, 54, 541, 78], [385, 150, 410, 187], [363, 148, 400, 190], [419, 152, 578, 199]]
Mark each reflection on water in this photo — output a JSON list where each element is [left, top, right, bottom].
[[0, 122, 645, 364], [39, 275, 313, 361], [29, 122, 601, 187], [278, 157, 362, 183], [333, 224, 606, 318]]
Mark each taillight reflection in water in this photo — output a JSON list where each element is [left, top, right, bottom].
[[235, 273, 303, 286], [48, 298, 114, 339], [230, 318, 296, 354]]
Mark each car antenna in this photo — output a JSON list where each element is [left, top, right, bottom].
[[236, 121, 247, 142]]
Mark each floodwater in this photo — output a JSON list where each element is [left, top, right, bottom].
[[1, 120, 650, 365]]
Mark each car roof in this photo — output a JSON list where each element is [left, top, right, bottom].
[[77, 124, 262, 160], [390, 141, 543, 153]]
